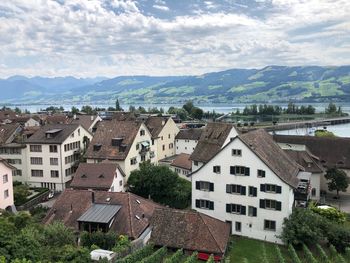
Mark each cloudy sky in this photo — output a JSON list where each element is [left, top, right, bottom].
[[0, 0, 350, 77]]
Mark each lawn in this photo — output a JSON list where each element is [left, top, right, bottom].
[[226, 236, 349, 263], [227, 236, 290, 263]]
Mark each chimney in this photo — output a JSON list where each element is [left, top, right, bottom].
[[91, 115, 94, 121]]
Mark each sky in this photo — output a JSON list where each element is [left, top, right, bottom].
[[0, 0, 350, 78]]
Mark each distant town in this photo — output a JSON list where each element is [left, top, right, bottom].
[[0, 100, 349, 262]]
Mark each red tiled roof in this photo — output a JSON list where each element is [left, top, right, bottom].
[[171, 153, 192, 170], [150, 207, 230, 255], [43, 189, 161, 239]]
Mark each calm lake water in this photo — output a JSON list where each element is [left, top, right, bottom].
[[9, 102, 350, 115], [8, 102, 350, 138]]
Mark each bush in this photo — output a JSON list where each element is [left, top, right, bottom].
[[139, 247, 167, 263], [164, 249, 183, 263], [288, 244, 301, 263], [43, 221, 75, 247], [302, 244, 317, 263], [183, 252, 198, 263], [206, 254, 215, 263], [345, 247, 350, 261], [316, 244, 329, 263], [310, 205, 346, 223], [275, 245, 285, 263], [116, 244, 154, 263], [80, 231, 117, 250], [281, 208, 326, 246], [326, 224, 350, 252]]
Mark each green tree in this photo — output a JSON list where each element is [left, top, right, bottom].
[[325, 168, 349, 198], [115, 98, 123, 111], [281, 208, 326, 246], [71, 106, 79, 114], [325, 102, 338, 114], [14, 107, 22, 114], [183, 101, 194, 114], [128, 162, 191, 208], [81, 105, 94, 115], [43, 221, 75, 247], [191, 107, 204, 120], [13, 184, 31, 206]]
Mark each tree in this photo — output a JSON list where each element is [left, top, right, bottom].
[[191, 107, 203, 120], [14, 107, 22, 114], [71, 106, 79, 114], [81, 105, 94, 115], [43, 222, 75, 247], [13, 184, 31, 206], [115, 98, 123, 111], [281, 208, 326, 246], [183, 101, 194, 114], [325, 168, 349, 198], [325, 102, 338, 114], [128, 162, 191, 208]]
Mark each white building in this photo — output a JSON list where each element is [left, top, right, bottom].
[[0, 158, 15, 211], [24, 124, 92, 191], [190, 122, 239, 172], [70, 162, 125, 192], [145, 117, 179, 161], [175, 128, 202, 155], [191, 129, 301, 243], [159, 153, 192, 181], [86, 119, 157, 181]]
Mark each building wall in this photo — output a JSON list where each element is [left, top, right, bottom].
[[171, 165, 191, 181], [0, 162, 14, 210], [109, 168, 125, 192], [310, 172, 321, 200], [155, 118, 179, 161], [175, 139, 198, 155], [191, 138, 294, 244], [25, 118, 40, 127], [0, 146, 28, 184], [26, 125, 92, 191]]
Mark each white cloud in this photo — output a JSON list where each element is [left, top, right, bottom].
[[0, 0, 349, 77], [153, 4, 169, 11]]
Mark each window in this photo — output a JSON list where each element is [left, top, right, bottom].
[[169, 143, 174, 149], [49, 145, 58, 153], [226, 204, 246, 215], [7, 159, 21, 164], [232, 149, 242, 156], [168, 134, 171, 139], [235, 222, 242, 232], [150, 151, 155, 159], [257, 169, 266, 178], [65, 167, 74, 177], [119, 180, 123, 186], [161, 136, 163, 140], [78, 128, 80, 136], [130, 157, 137, 165], [226, 184, 246, 195], [0, 147, 21, 154], [175, 168, 181, 173], [30, 145, 42, 152], [264, 220, 276, 231], [194, 161, 198, 166], [260, 184, 282, 194], [4, 189, 9, 199], [248, 206, 257, 217], [195, 199, 214, 210], [195, 181, 214, 191], [312, 188, 316, 196], [3, 174, 8, 184], [162, 145, 165, 151], [31, 170, 43, 177], [71, 132, 74, 138], [50, 170, 59, 178], [141, 155, 146, 162], [248, 186, 257, 197], [136, 144, 139, 150], [230, 166, 250, 176], [14, 170, 22, 176], [50, 158, 58, 165], [140, 129, 145, 136], [151, 139, 154, 145], [260, 199, 282, 211], [30, 157, 43, 165], [213, 165, 221, 174]]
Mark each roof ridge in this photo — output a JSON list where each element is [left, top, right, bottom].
[[127, 193, 134, 238], [198, 213, 222, 253]]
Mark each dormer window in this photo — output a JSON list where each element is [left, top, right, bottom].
[[45, 129, 62, 139], [99, 174, 104, 178], [140, 129, 145, 136], [93, 144, 102, 151], [111, 138, 123, 146], [232, 149, 242, 156]]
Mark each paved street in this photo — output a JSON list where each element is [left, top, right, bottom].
[[324, 193, 350, 213]]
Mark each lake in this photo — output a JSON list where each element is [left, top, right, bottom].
[[10, 102, 350, 115]]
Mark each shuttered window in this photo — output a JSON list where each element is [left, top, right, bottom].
[[260, 184, 282, 194], [230, 166, 250, 176], [195, 199, 214, 210], [195, 181, 214, 192], [226, 184, 246, 195], [248, 186, 257, 197], [248, 206, 257, 217], [226, 204, 246, 215], [259, 199, 282, 211]]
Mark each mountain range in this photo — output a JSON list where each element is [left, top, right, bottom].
[[1, 66, 350, 105]]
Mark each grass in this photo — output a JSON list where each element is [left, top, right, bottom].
[[227, 236, 291, 263]]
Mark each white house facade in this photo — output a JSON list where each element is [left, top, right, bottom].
[[192, 129, 300, 243], [0, 159, 15, 210], [25, 124, 92, 191]]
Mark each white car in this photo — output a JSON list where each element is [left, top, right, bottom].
[[90, 249, 116, 262]]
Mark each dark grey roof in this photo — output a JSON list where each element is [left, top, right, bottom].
[[77, 203, 122, 224], [175, 128, 202, 140], [25, 124, 80, 144]]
